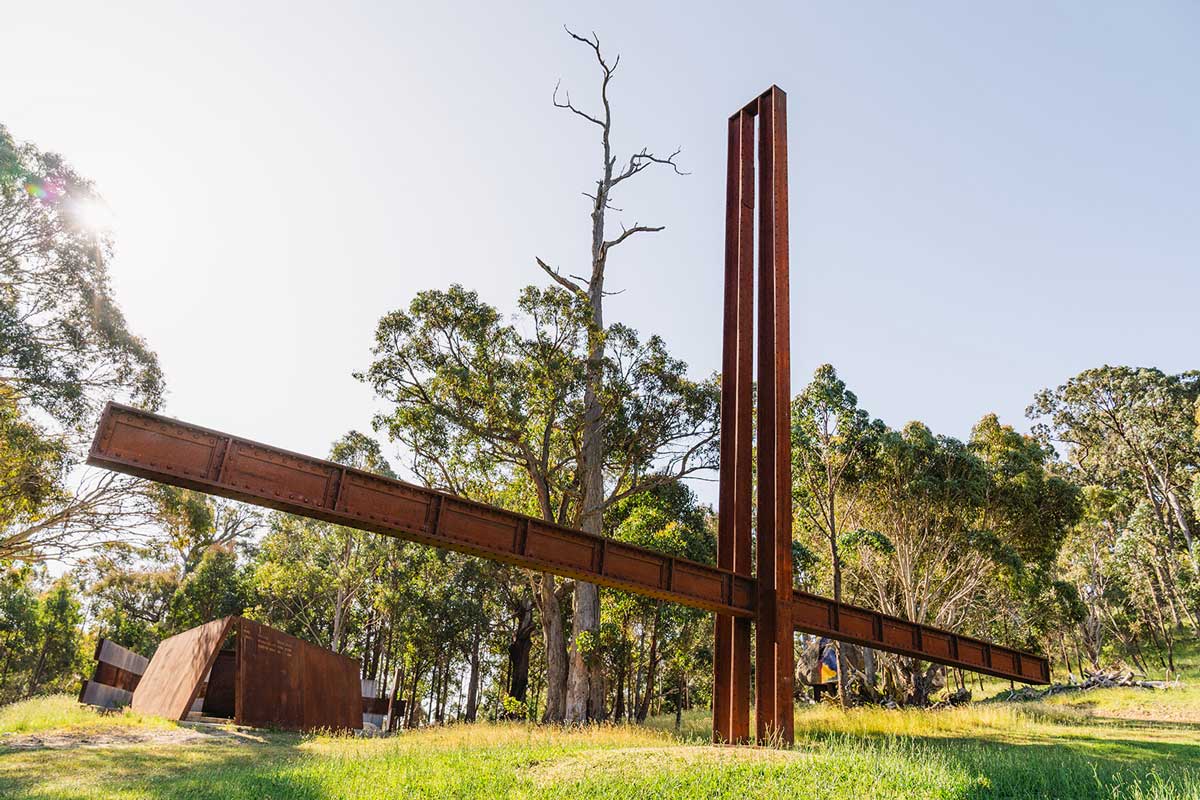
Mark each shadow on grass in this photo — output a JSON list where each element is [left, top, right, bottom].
[[0, 730, 325, 800]]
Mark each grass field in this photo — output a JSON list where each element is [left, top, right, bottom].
[[1, 687, 1197, 800]]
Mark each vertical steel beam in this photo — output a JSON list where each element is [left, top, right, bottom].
[[754, 86, 795, 746], [714, 107, 755, 744], [716, 85, 795, 746]]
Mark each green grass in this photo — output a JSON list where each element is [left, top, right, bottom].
[[0, 694, 173, 736], [1, 693, 1197, 799]]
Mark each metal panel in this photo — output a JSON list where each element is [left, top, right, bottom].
[[234, 617, 362, 731], [89, 406, 1049, 690], [79, 638, 152, 709], [95, 638, 150, 675], [299, 631, 363, 731], [79, 682, 134, 709], [132, 617, 233, 720], [89, 403, 752, 618]]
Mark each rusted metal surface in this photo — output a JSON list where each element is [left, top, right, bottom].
[[713, 102, 756, 746], [792, 589, 1051, 683], [129, 616, 361, 731], [89, 403, 756, 619], [752, 85, 796, 745], [132, 617, 233, 720], [79, 638, 149, 709], [711, 86, 1047, 745], [235, 617, 362, 731]]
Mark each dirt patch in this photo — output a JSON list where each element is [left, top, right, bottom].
[[0, 723, 267, 751]]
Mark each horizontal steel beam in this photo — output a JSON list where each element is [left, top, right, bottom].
[[89, 403, 755, 618], [792, 590, 1050, 684], [88, 403, 1049, 685]]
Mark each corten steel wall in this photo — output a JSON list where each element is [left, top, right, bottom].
[[713, 85, 756, 746], [235, 617, 362, 731], [88, 403, 755, 618], [130, 616, 362, 731], [132, 617, 233, 720], [753, 86, 796, 745]]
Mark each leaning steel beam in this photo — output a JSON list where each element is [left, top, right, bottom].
[[88, 403, 756, 618], [792, 589, 1050, 684], [89, 402, 1050, 686]]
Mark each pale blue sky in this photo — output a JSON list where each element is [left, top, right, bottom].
[[4, 1, 1197, 505]]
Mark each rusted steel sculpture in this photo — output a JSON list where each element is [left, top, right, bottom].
[[88, 85, 1049, 746], [79, 638, 148, 710], [716, 85, 795, 745], [130, 616, 362, 732]]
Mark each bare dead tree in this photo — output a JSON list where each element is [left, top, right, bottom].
[[536, 26, 689, 724]]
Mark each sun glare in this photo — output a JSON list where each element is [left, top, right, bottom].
[[69, 197, 115, 233]]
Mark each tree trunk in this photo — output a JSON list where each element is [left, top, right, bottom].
[[831, 540, 848, 708], [25, 633, 51, 698], [507, 598, 535, 702], [386, 663, 402, 731], [437, 655, 451, 723], [635, 604, 662, 723], [428, 662, 439, 724], [613, 657, 626, 722], [536, 574, 567, 722], [406, 663, 422, 728], [566, 582, 598, 722], [465, 627, 482, 722], [567, 296, 605, 723], [331, 532, 353, 653], [0, 649, 11, 694], [674, 672, 684, 731]]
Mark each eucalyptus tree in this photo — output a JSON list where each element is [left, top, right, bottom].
[[790, 364, 881, 704], [1057, 486, 1128, 670], [359, 285, 717, 721], [1029, 367, 1199, 569], [0, 125, 162, 563], [842, 415, 1079, 702]]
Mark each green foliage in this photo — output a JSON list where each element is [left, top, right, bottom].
[[0, 125, 161, 426], [1, 125, 162, 564], [22, 577, 85, 697], [86, 554, 177, 657], [970, 413, 1082, 568], [0, 388, 68, 539], [500, 695, 529, 720], [166, 546, 248, 632], [837, 528, 894, 556], [790, 540, 820, 585], [0, 568, 40, 701], [357, 284, 718, 525]]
